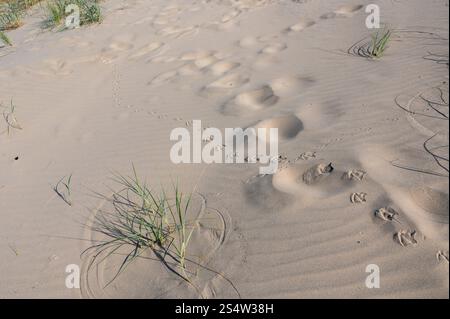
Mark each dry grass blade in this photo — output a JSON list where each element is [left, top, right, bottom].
[[1, 99, 22, 135], [54, 174, 73, 206]]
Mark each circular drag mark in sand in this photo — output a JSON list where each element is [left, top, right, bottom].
[[80, 193, 239, 298]]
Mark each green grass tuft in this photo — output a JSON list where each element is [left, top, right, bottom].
[[45, 0, 101, 28], [0, 1, 43, 31], [83, 166, 199, 287], [0, 30, 11, 45], [348, 28, 392, 59], [369, 28, 392, 58]]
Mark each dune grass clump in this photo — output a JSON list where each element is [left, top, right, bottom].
[[45, 0, 101, 28], [0, 1, 23, 30], [83, 166, 198, 286], [348, 28, 392, 59], [0, 0, 42, 30]]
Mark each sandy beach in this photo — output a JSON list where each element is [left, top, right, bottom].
[[0, 0, 448, 298]]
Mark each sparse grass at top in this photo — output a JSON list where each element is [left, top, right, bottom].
[[45, 0, 101, 29], [0, 0, 101, 37], [0, 0, 42, 30]]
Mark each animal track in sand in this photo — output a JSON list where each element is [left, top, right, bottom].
[[296, 151, 316, 161], [335, 4, 364, 15], [204, 73, 250, 92], [302, 162, 334, 185], [194, 55, 220, 69], [221, 9, 242, 23], [436, 250, 449, 263], [254, 114, 303, 141], [209, 61, 241, 76], [260, 42, 287, 55], [149, 53, 226, 86], [177, 63, 203, 76], [148, 55, 177, 63], [157, 25, 198, 39], [148, 70, 178, 85], [180, 50, 217, 61], [374, 207, 400, 223], [269, 75, 314, 98], [130, 42, 164, 59], [394, 229, 418, 247], [252, 55, 279, 70], [238, 36, 259, 48], [41, 59, 73, 75], [350, 192, 367, 204], [99, 36, 135, 63], [103, 41, 134, 53], [221, 85, 279, 115], [320, 5, 363, 20], [271, 161, 355, 200], [342, 169, 367, 181], [284, 20, 316, 34], [320, 12, 337, 20]]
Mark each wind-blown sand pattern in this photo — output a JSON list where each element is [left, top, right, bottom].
[[0, 0, 448, 298]]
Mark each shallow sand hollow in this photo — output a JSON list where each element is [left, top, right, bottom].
[[0, 0, 448, 298]]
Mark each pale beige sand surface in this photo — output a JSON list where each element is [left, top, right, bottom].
[[0, 0, 448, 298]]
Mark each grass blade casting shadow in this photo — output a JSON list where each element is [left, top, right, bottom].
[[54, 174, 73, 206], [348, 28, 392, 59]]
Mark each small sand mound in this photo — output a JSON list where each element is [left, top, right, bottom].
[[270, 75, 313, 97], [272, 162, 353, 199], [254, 114, 303, 141], [285, 20, 316, 33], [335, 4, 364, 14], [235, 85, 279, 109], [409, 186, 449, 223], [205, 73, 250, 90]]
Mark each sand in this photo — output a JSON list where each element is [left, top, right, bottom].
[[0, 0, 448, 298]]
